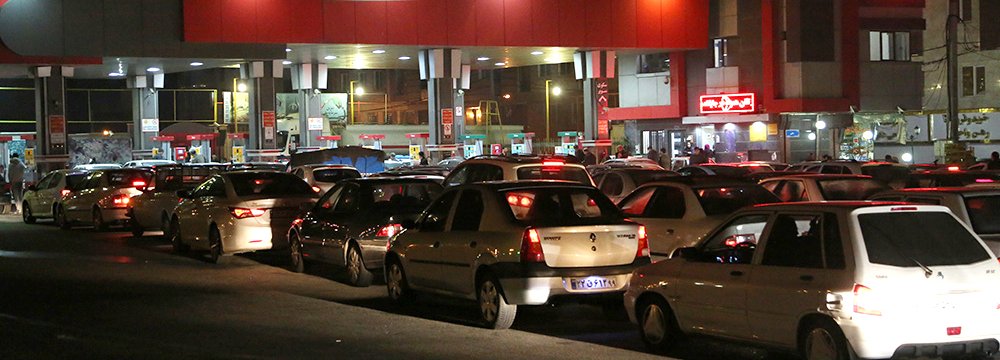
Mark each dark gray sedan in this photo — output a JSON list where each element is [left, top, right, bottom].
[[286, 177, 443, 286]]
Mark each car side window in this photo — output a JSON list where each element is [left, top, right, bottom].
[[451, 190, 484, 231], [293, 168, 305, 178], [699, 214, 769, 264], [206, 178, 227, 197], [599, 173, 624, 197], [333, 184, 361, 213], [420, 191, 458, 232], [78, 173, 101, 190], [620, 187, 655, 216], [190, 177, 217, 197], [761, 180, 780, 193], [823, 213, 845, 269], [315, 186, 342, 215], [775, 180, 807, 202], [35, 174, 54, 189], [645, 186, 686, 218], [445, 166, 470, 187], [820, 165, 841, 174], [760, 214, 824, 269]]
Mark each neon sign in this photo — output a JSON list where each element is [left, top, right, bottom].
[[700, 93, 756, 114]]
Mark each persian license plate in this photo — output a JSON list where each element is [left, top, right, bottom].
[[568, 276, 616, 290]]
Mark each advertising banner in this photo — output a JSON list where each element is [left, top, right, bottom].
[[141, 118, 159, 133], [596, 79, 610, 140], [699, 93, 756, 114], [441, 108, 454, 139], [308, 117, 324, 131], [262, 111, 276, 140], [232, 146, 245, 163], [409, 145, 421, 160], [49, 115, 66, 145]]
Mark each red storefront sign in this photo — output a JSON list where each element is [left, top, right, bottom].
[[596, 79, 610, 140], [48, 115, 66, 145], [441, 108, 454, 138], [262, 111, 276, 140], [699, 93, 756, 114]]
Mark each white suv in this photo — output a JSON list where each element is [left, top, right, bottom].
[[442, 155, 594, 187], [625, 202, 1000, 360], [385, 181, 650, 329]]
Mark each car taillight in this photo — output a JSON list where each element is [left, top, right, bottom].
[[60, 189, 72, 197], [520, 228, 545, 263], [132, 180, 147, 188], [636, 225, 650, 258], [948, 166, 961, 172], [111, 194, 131, 207], [312, 186, 321, 193], [376, 223, 402, 238], [853, 284, 882, 316], [542, 160, 564, 166], [230, 207, 267, 219]]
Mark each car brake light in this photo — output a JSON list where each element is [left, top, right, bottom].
[[976, 179, 995, 183], [111, 194, 131, 208], [947, 327, 962, 336], [948, 166, 961, 172], [891, 206, 918, 211], [61, 189, 72, 197], [853, 284, 882, 316], [376, 223, 402, 238], [230, 207, 267, 219], [520, 228, 545, 263], [312, 186, 321, 193], [636, 225, 650, 258], [507, 193, 533, 207], [132, 180, 147, 188]]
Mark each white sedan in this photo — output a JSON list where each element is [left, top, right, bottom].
[[169, 171, 318, 263]]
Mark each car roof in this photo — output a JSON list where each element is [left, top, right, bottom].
[[463, 155, 584, 166], [763, 174, 873, 180], [469, 180, 595, 191], [640, 176, 753, 188], [878, 187, 1000, 196], [342, 176, 443, 184], [752, 201, 911, 210]]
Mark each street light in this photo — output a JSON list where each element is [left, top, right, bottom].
[[815, 120, 827, 157], [545, 80, 561, 145]]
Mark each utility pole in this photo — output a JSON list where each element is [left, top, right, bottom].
[[947, 0, 960, 141]]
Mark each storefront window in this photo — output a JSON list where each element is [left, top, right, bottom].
[[638, 53, 670, 74], [713, 38, 729, 68]]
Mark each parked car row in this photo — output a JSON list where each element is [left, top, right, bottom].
[[20, 154, 1000, 359]]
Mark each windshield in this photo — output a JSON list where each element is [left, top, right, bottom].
[[107, 170, 151, 187], [704, 166, 749, 177], [817, 179, 889, 200], [156, 166, 226, 191], [65, 174, 87, 188], [369, 182, 443, 215], [503, 187, 623, 226], [626, 170, 677, 186], [516, 165, 592, 185], [859, 212, 990, 267], [694, 185, 781, 216], [965, 195, 1000, 235], [229, 172, 314, 197], [314, 168, 362, 183]]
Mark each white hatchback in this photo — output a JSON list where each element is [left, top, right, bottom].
[[625, 202, 1000, 360]]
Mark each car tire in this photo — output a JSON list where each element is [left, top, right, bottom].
[[22, 202, 35, 224], [385, 258, 415, 304], [92, 207, 107, 232], [129, 211, 143, 237], [346, 244, 373, 287], [801, 319, 858, 360], [160, 213, 170, 234], [288, 233, 306, 273], [170, 218, 189, 254], [477, 274, 516, 330], [56, 206, 71, 230], [208, 226, 227, 264], [638, 296, 683, 353]]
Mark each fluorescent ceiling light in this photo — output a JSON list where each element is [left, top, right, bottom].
[[190, 62, 204, 66]]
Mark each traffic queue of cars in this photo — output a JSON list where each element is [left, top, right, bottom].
[[18, 155, 1000, 360]]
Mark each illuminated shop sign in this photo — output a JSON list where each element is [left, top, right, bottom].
[[699, 93, 756, 114]]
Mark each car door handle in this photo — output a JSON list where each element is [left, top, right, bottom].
[[469, 241, 477, 248], [730, 270, 744, 277], [432, 241, 440, 248], [799, 275, 814, 281]]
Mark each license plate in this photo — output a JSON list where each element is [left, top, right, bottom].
[[568, 277, 616, 290]]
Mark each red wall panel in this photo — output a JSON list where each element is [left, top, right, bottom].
[[530, 0, 560, 46], [355, 1, 387, 44], [585, 0, 613, 48], [417, 0, 448, 46], [183, 0, 223, 42], [660, 0, 686, 49], [221, 0, 258, 43], [611, 0, 637, 48], [680, 0, 709, 49], [557, 0, 585, 47], [477, 0, 505, 46], [387, 1, 419, 45], [636, 0, 661, 48], [504, 0, 534, 46], [323, 1, 357, 44], [447, 0, 476, 46]]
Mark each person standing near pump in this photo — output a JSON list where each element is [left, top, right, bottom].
[[7, 153, 26, 214], [418, 151, 429, 166]]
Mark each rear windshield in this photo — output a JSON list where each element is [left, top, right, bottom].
[[516, 165, 592, 185], [369, 182, 443, 215], [156, 167, 226, 191], [627, 170, 677, 186], [704, 166, 749, 177], [965, 195, 1000, 235], [107, 170, 151, 187], [503, 187, 623, 226], [65, 174, 87, 188], [314, 168, 361, 183], [229, 172, 314, 197], [859, 212, 991, 267], [741, 165, 773, 173], [694, 185, 781, 216], [817, 179, 889, 200]]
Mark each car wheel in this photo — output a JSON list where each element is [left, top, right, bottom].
[[385, 259, 414, 304], [92, 207, 107, 231], [346, 244, 373, 287], [288, 233, 306, 273], [56, 206, 71, 230], [477, 274, 516, 329], [802, 320, 858, 360], [129, 211, 143, 237], [638, 296, 683, 353], [22, 202, 35, 224], [208, 226, 227, 264], [170, 218, 189, 254], [160, 213, 170, 234]]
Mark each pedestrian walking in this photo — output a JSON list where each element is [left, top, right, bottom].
[[7, 153, 26, 213]]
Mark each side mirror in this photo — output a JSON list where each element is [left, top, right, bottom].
[[400, 219, 417, 230], [673, 247, 700, 261], [176, 190, 190, 199]]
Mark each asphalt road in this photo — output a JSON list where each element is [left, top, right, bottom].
[[0, 214, 789, 360]]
